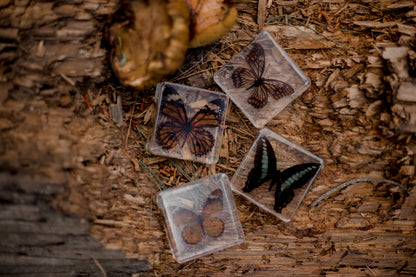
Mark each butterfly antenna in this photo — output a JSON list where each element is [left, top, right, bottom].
[[264, 63, 271, 76]]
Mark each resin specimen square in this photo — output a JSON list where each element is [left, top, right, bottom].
[[147, 82, 228, 164], [231, 128, 323, 222], [214, 31, 310, 128], [157, 174, 245, 263]]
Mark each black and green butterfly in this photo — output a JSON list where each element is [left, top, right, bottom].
[[242, 136, 320, 213]]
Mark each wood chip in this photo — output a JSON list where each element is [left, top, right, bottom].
[[109, 95, 124, 126], [353, 21, 398, 28], [391, 104, 416, 132], [257, 0, 267, 30], [264, 25, 335, 49], [397, 23, 416, 36], [383, 47, 410, 79], [0, 27, 18, 40], [397, 81, 416, 102], [387, 1, 415, 9]]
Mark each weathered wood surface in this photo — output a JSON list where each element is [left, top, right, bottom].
[[0, 0, 415, 276], [0, 173, 150, 276]]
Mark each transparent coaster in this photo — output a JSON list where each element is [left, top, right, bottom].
[[146, 82, 229, 164], [157, 174, 245, 263], [231, 128, 323, 222], [214, 31, 310, 128]]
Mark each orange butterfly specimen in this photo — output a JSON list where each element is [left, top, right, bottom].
[[156, 85, 223, 156], [172, 189, 224, 244], [231, 43, 294, 109]]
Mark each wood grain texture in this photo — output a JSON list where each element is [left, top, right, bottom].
[[0, 0, 415, 276], [0, 173, 150, 276]]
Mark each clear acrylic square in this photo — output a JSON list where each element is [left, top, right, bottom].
[[157, 174, 245, 263], [214, 31, 310, 128], [231, 128, 323, 222], [146, 82, 229, 164]]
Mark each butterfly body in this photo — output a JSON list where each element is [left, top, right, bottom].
[[156, 86, 222, 156], [172, 189, 225, 244], [244, 136, 320, 213], [231, 43, 294, 109], [247, 76, 264, 90]]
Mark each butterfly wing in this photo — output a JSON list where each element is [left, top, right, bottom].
[[156, 99, 189, 150], [186, 107, 221, 156], [243, 136, 277, 192], [201, 189, 224, 238], [247, 85, 269, 108], [231, 67, 257, 89], [263, 78, 294, 100], [231, 43, 265, 89], [246, 43, 266, 77], [159, 98, 188, 124], [161, 84, 181, 101], [187, 130, 214, 156], [156, 85, 224, 156], [172, 207, 204, 245], [207, 98, 226, 112], [273, 162, 320, 213], [248, 79, 294, 108], [233, 43, 295, 108]]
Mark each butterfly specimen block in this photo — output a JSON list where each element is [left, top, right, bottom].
[[147, 82, 229, 164], [231, 128, 323, 222], [157, 174, 245, 263], [214, 31, 311, 128]]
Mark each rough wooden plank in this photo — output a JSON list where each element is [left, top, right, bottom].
[[0, 0, 415, 276], [0, 256, 149, 274], [0, 173, 150, 276]]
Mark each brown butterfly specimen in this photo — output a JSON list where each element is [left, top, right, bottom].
[[156, 85, 222, 156], [172, 189, 225, 244], [231, 43, 294, 109]]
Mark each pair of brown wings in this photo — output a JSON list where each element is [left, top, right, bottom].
[[172, 189, 224, 244], [231, 43, 294, 109]]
